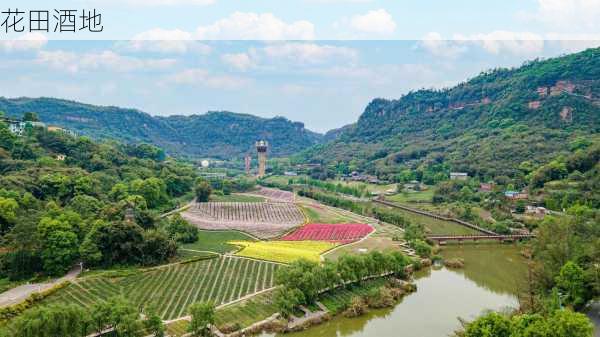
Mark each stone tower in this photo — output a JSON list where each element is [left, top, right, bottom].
[[244, 155, 251, 176], [256, 140, 268, 178]]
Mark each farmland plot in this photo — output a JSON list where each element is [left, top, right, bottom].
[[243, 187, 295, 203], [41, 256, 280, 320], [282, 223, 373, 244], [182, 202, 304, 238], [230, 240, 337, 264]]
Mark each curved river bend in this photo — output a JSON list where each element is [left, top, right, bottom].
[[261, 244, 528, 337]]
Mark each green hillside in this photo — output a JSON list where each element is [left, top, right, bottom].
[[299, 47, 600, 182], [0, 98, 323, 159]]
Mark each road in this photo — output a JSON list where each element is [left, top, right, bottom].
[[0, 264, 81, 307]]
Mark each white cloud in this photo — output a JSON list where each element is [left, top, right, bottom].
[[350, 9, 396, 35], [36, 50, 176, 73], [221, 53, 255, 71], [262, 42, 357, 64], [126, 28, 211, 54], [420, 32, 467, 58], [533, 0, 600, 32], [0, 32, 47, 52], [454, 31, 544, 55], [165, 68, 248, 89], [123, 0, 215, 6], [195, 12, 315, 40]]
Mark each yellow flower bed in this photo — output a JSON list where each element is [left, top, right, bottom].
[[229, 240, 337, 264]]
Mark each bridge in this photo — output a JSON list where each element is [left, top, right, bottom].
[[427, 234, 535, 244]]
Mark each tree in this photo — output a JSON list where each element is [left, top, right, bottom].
[[37, 216, 79, 276], [165, 214, 198, 243], [0, 196, 18, 233], [274, 287, 305, 318], [144, 307, 165, 337], [555, 261, 587, 309], [130, 178, 168, 209], [547, 309, 594, 337], [188, 301, 215, 337], [13, 304, 90, 337], [194, 180, 212, 202], [22, 112, 40, 122], [464, 312, 512, 337]]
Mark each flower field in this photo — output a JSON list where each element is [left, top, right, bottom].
[[182, 202, 304, 238], [282, 223, 374, 244], [229, 240, 337, 264], [41, 256, 280, 320]]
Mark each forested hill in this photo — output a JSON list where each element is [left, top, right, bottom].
[[0, 97, 323, 159], [300, 47, 600, 180]]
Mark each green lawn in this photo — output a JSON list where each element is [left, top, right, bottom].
[[210, 194, 265, 203], [181, 230, 257, 254], [300, 204, 355, 224], [387, 189, 434, 203]]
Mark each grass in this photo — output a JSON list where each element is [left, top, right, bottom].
[[387, 189, 434, 203], [210, 194, 265, 203], [379, 205, 481, 236], [230, 240, 337, 264], [40, 256, 281, 320], [215, 291, 279, 330], [166, 291, 279, 335], [324, 237, 404, 261], [181, 230, 257, 254], [300, 204, 355, 224], [318, 278, 389, 314]]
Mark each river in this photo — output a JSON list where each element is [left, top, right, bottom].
[[260, 244, 529, 337]]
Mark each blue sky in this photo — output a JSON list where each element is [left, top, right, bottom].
[[1, 1, 599, 132]]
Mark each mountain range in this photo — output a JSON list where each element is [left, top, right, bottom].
[[0, 97, 322, 159], [1, 47, 599, 175]]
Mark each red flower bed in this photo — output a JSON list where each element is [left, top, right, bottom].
[[282, 223, 374, 244]]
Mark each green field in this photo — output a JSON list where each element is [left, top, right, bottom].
[[387, 189, 434, 203], [166, 291, 278, 336], [181, 230, 257, 254], [41, 256, 280, 320], [300, 203, 355, 224], [380, 205, 481, 235], [210, 194, 265, 203]]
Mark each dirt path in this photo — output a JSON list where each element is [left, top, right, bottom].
[[0, 264, 82, 307]]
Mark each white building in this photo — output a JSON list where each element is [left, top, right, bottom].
[[450, 172, 468, 180]]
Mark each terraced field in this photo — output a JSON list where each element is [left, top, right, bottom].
[[42, 256, 281, 320], [182, 202, 305, 238]]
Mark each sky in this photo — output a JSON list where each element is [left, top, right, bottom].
[[1, 0, 600, 132]]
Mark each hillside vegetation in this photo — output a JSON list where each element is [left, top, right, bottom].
[[299, 47, 600, 182], [0, 98, 322, 159]]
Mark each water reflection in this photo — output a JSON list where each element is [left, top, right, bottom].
[[260, 244, 526, 337]]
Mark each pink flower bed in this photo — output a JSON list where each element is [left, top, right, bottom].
[[282, 223, 374, 244]]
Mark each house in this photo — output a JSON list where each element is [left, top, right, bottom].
[[479, 182, 495, 192], [450, 172, 468, 180], [505, 191, 528, 200], [525, 206, 549, 217], [4, 120, 46, 136], [48, 126, 77, 137], [55, 154, 66, 161], [284, 171, 298, 176]]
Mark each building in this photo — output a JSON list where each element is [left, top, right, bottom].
[[479, 182, 495, 192], [256, 140, 268, 178], [505, 191, 528, 200], [244, 155, 251, 175], [48, 125, 77, 137], [525, 205, 549, 217], [450, 172, 468, 180], [284, 171, 298, 176], [55, 154, 66, 161], [6, 120, 46, 136]]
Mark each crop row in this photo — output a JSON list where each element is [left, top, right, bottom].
[[182, 202, 304, 238], [42, 257, 281, 320], [282, 223, 373, 244]]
